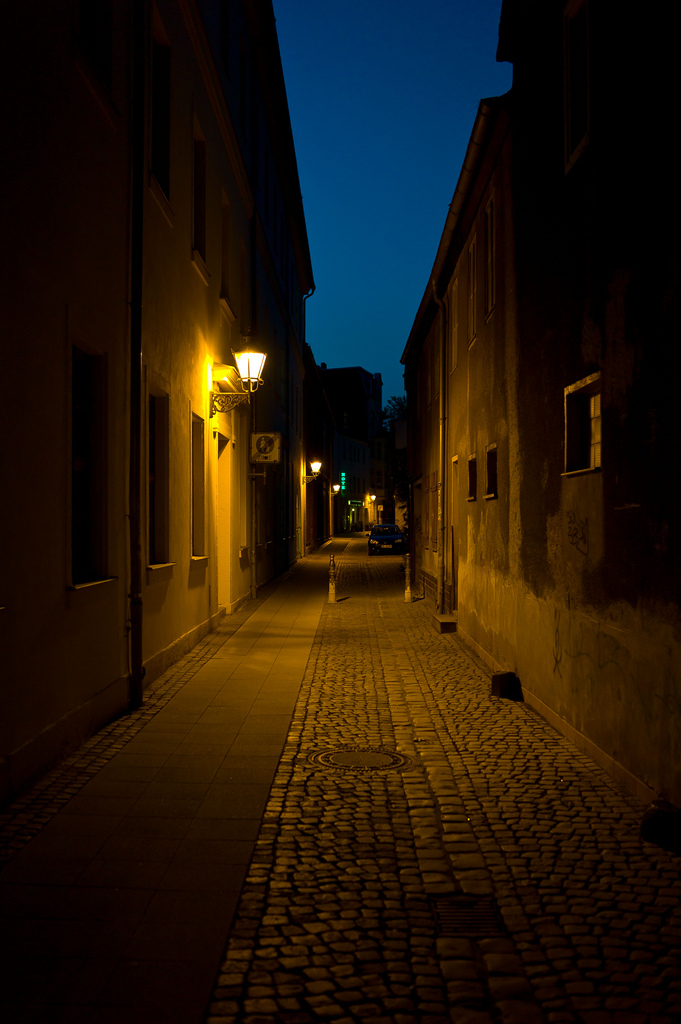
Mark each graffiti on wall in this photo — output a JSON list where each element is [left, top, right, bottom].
[[552, 607, 631, 692], [566, 509, 589, 556]]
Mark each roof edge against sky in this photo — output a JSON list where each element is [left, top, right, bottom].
[[401, 92, 509, 366], [250, 0, 315, 295]]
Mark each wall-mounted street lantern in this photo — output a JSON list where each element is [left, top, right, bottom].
[[233, 350, 266, 392], [210, 349, 266, 416], [332, 483, 340, 493], [304, 460, 322, 483]]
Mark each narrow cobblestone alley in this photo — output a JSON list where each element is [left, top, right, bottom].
[[206, 539, 681, 1024], [1, 538, 680, 1024]]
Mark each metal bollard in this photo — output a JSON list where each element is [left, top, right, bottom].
[[328, 554, 337, 604], [404, 552, 412, 603]]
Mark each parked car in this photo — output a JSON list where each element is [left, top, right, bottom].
[[368, 524, 405, 555]]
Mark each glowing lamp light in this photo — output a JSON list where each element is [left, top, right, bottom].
[[305, 460, 322, 483], [210, 350, 267, 417], [332, 484, 340, 493], [233, 350, 266, 393]]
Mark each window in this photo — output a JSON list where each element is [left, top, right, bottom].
[[71, 346, 107, 584], [423, 484, 429, 545], [564, 372, 601, 472], [193, 122, 207, 264], [484, 198, 495, 316], [430, 472, 438, 550], [240, 241, 250, 333], [220, 1, 231, 74], [151, 30, 171, 198], [220, 190, 232, 303], [564, 0, 589, 171], [148, 391, 169, 564], [485, 444, 498, 499], [78, 0, 113, 92], [467, 236, 477, 346], [191, 415, 205, 555], [448, 278, 459, 373], [467, 455, 477, 501]]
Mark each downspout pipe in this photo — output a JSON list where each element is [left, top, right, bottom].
[[127, 0, 147, 709], [432, 279, 446, 616]]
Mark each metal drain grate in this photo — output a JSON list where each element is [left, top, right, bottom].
[[432, 895, 506, 937], [307, 746, 413, 773]]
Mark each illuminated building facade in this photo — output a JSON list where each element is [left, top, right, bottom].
[[0, 0, 314, 801]]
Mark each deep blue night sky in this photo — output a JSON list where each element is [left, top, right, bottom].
[[273, 0, 512, 402]]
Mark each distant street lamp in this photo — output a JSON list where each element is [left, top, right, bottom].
[[305, 460, 322, 483]]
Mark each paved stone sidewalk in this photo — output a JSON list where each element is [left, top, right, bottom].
[[0, 586, 273, 866], [206, 538, 681, 1024]]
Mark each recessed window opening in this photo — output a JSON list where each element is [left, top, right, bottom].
[[564, 372, 601, 473], [151, 31, 171, 198], [71, 346, 107, 584], [468, 237, 477, 346], [148, 391, 169, 564], [564, 0, 589, 170], [193, 123, 207, 262], [485, 445, 498, 499], [484, 198, 495, 317], [449, 278, 459, 373], [191, 414, 206, 555], [467, 455, 477, 501], [78, 0, 113, 91], [220, 191, 230, 300]]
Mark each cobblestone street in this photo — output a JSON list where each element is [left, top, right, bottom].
[[1, 537, 680, 1024], [206, 539, 681, 1024]]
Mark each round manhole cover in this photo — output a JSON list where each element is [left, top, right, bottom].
[[308, 746, 412, 772]]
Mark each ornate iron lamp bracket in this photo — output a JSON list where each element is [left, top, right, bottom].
[[210, 390, 249, 417]]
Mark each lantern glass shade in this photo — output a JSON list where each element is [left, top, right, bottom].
[[310, 461, 322, 475], [233, 350, 266, 392]]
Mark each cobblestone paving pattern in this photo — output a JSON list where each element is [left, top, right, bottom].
[[207, 540, 681, 1024]]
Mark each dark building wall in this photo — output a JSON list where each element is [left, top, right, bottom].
[[404, 1, 681, 804], [504, 0, 680, 801]]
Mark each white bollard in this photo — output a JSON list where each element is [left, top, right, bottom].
[[328, 554, 337, 604]]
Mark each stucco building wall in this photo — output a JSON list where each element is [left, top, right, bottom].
[[0, 0, 314, 803], [403, 0, 681, 806]]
